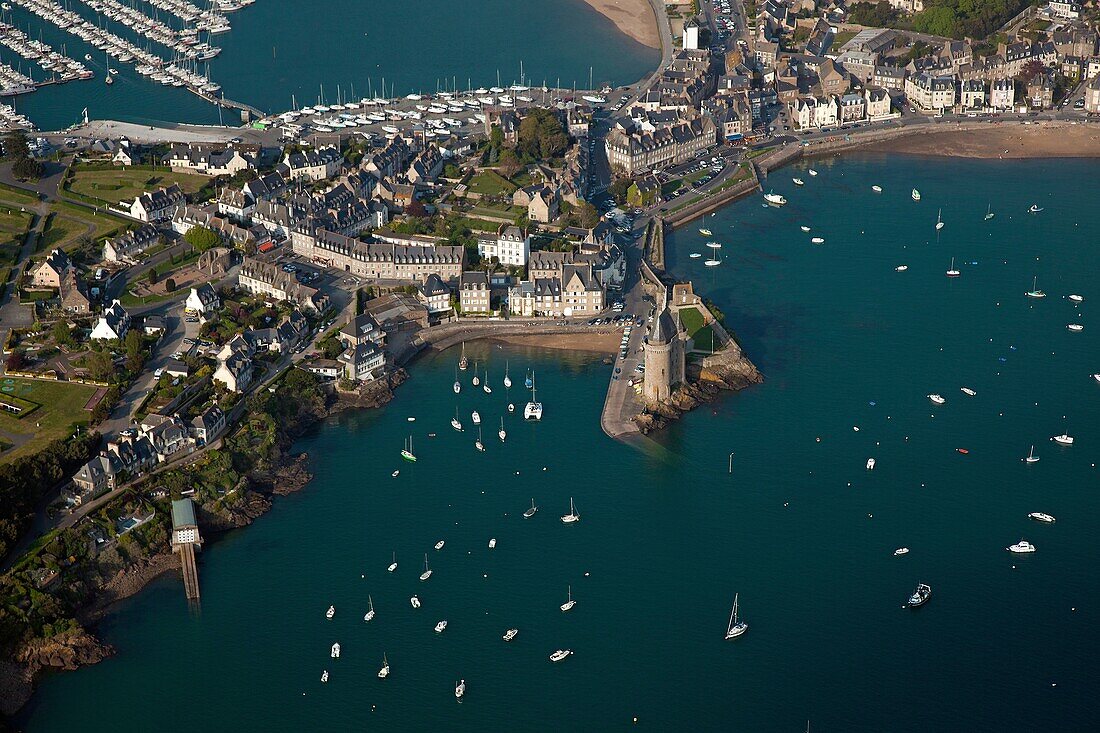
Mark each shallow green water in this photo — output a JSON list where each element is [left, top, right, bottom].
[[4, 0, 659, 130], [19, 156, 1100, 731]]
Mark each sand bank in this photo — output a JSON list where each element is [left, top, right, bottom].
[[860, 122, 1100, 159], [491, 332, 621, 353], [580, 0, 660, 49]]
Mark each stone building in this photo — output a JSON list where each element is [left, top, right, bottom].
[[642, 301, 685, 404]]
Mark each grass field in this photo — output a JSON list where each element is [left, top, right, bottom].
[[0, 379, 96, 464], [68, 167, 207, 206], [467, 170, 518, 196], [678, 306, 715, 351]]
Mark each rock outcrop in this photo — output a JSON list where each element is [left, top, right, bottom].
[[0, 629, 114, 715]]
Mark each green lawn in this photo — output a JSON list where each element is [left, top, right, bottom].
[[0, 207, 33, 253], [0, 379, 96, 464], [834, 30, 857, 49], [68, 167, 207, 206], [467, 170, 518, 196], [678, 306, 716, 350], [0, 183, 40, 205], [449, 216, 503, 232], [39, 214, 87, 252]]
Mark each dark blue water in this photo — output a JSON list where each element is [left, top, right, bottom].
[[3, 0, 659, 130], [19, 156, 1100, 731]]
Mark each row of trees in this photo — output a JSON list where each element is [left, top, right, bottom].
[[2, 129, 42, 180], [849, 0, 1029, 40]]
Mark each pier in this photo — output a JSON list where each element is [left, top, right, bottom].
[[170, 498, 202, 600]]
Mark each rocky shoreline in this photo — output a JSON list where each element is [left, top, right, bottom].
[[0, 369, 410, 720], [634, 352, 763, 434]]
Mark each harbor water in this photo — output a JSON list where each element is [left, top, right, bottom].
[[2, 0, 660, 131], [18, 156, 1100, 730]]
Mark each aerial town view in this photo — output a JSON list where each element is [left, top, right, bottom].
[[0, 0, 1097, 728]]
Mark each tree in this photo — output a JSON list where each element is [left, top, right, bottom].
[[577, 202, 600, 229], [146, 268, 158, 285], [5, 350, 24, 371], [52, 321, 72, 347], [498, 148, 522, 177], [1019, 59, 1045, 82], [515, 109, 569, 161], [609, 178, 631, 205], [164, 277, 176, 293], [184, 226, 221, 252], [124, 330, 144, 359], [85, 351, 113, 381], [2, 130, 29, 160], [12, 156, 42, 180]]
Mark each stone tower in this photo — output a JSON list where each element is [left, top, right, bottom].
[[643, 298, 684, 404]]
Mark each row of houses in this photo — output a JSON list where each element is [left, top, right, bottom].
[[789, 87, 892, 129]]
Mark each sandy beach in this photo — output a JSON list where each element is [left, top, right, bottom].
[[860, 122, 1100, 159], [491, 332, 621, 353], [580, 0, 660, 49]]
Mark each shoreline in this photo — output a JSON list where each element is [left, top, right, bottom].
[[489, 331, 621, 353], [578, 0, 661, 49], [834, 122, 1100, 160]]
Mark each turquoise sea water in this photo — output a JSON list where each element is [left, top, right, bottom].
[[18, 156, 1100, 731], [2, 0, 659, 131]]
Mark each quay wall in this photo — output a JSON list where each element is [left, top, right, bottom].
[[662, 173, 760, 229]]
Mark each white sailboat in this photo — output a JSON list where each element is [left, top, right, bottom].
[[1024, 445, 1039, 463], [377, 653, 390, 678], [561, 497, 580, 524], [472, 361, 480, 386], [483, 368, 492, 393], [498, 417, 507, 442], [420, 553, 432, 581], [452, 408, 463, 432], [911, 188, 920, 201], [453, 365, 461, 394], [724, 593, 748, 639], [326, 605, 335, 619], [475, 428, 485, 452], [331, 642, 341, 658], [455, 679, 465, 700], [458, 342, 468, 370], [523, 498, 538, 518], [503, 361, 512, 389], [364, 595, 375, 621], [984, 203, 994, 221], [1026, 276, 1046, 298], [935, 209, 945, 230], [524, 373, 543, 420], [472, 410, 481, 425], [560, 585, 576, 612], [388, 551, 397, 572], [945, 258, 960, 278]]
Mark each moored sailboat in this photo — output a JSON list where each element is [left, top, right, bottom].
[[561, 497, 579, 523], [724, 593, 748, 639]]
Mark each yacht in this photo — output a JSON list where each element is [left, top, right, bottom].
[[471, 410, 481, 425], [811, 237, 825, 244], [326, 605, 335, 619], [410, 596, 421, 608], [488, 538, 497, 549], [455, 679, 465, 700], [498, 417, 507, 442], [866, 458, 876, 470], [523, 498, 538, 518], [524, 382, 543, 421], [800, 226, 811, 232], [549, 649, 573, 662], [321, 670, 329, 683], [928, 394, 946, 405], [401, 436, 417, 462], [560, 585, 576, 612], [561, 497, 580, 524], [1052, 433, 1074, 445], [1024, 445, 1039, 463], [503, 628, 519, 642], [1026, 276, 1046, 298], [1028, 512, 1055, 523], [420, 554, 432, 581], [945, 258, 960, 277], [871, 185, 882, 193], [961, 387, 976, 396], [911, 189, 920, 201], [724, 593, 748, 639], [808, 169, 818, 176], [1007, 540, 1036, 553], [894, 547, 910, 556], [935, 209, 945, 230], [388, 552, 398, 572], [378, 653, 390, 678], [1067, 323, 1084, 332], [475, 428, 485, 452], [435, 620, 448, 633], [793, 177, 805, 186], [763, 191, 787, 206], [364, 596, 375, 622], [331, 642, 341, 658], [895, 265, 908, 272], [435, 540, 445, 550], [1029, 204, 1043, 213], [705, 257, 721, 267], [906, 583, 932, 608]]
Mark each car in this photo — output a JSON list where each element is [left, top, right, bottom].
[[154, 368, 165, 378]]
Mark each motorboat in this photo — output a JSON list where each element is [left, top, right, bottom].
[[455, 679, 465, 700], [690, 253, 702, 258], [435, 540, 445, 550], [435, 620, 448, 633], [331, 642, 341, 658], [1024, 445, 1039, 463], [392, 470, 399, 477], [895, 265, 908, 272], [808, 169, 818, 176], [1026, 276, 1046, 298], [326, 605, 335, 619], [1007, 540, 1036, 553], [508, 403, 515, 413], [911, 189, 920, 201], [866, 458, 876, 470], [321, 670, 329, 683], [906, 583, 932, 608], [894, 547, 909, 556], [793, 178, 805, 186], [961, 387, 976, 396], [471, 410, 481, 425], [364, 595, 375, 622], [945, 258, 960, 278], [549, 649, 572, 662], [724, 593, 748, 639], [388, 552, 397, 572], [523, 498, 538, 518], [706, 241, 722, 249], [800, 226, 811, 232], [1068, 294, 1083, 303], [420, 554, 432, 581], [378, 653, 390, 678], [699, 228, 712, 236], [560, 585, 576, 612], [1029, 204, 1043, 213], [763, 191, 787, 206], [488, 538, 497, 549], [871, 185, 882, 193], [1093, 373, 1100, 384], [1028, 512, 1055, 523], [928, 394, 946, 405], [410, 596, 421, 608], [561, 497, 580, 524], [503, 628, 519, 642], [1052, 433, 1074, 445], [811, 237, 825, 244], [1067, 324, 1084, 332]]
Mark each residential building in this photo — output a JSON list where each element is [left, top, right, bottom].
[[865, 87, 892, 119], [292, 230, 464, 283], [459, 271, 491, 313], [185, 283, 220, 315], [991, 78, 1015, 111], [961, 79, 986, 109], [1027, 73, 1054, 109], [418, 273, 452, 314], [905, 72, 957, 112], [30, 249, 72, 288], [59, 272, 91, 314], [90, 300, 131, 341], [190, 404, 226, 445], [817, 59, 851, 96], [280, 146, 341, 181], [605, 116, 717, 176], [871, 65, 906, 92], [237, 256, 327, 312], [130, 184, 185, 222], [560, 263, 605, 316], [338, 341, 386, 381], [1086, 76, 1100, 114], [213, 352, 254, 393], [103, 225, 160, 262], [339, 313, 385, 349], [476, 224, 530, 267], [682, 18, 700, 50], [1047, 0, 1081, 20], [167, 143, 256, 176]]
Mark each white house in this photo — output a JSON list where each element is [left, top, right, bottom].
[[185, 283, 220, 316], [477, 225, 530, 267], [418, 273, 452, 314], [129, 184, 185, 222], [90, 300, 131, 341]]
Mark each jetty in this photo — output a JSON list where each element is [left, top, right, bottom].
[[170, 499, 202, 601]]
